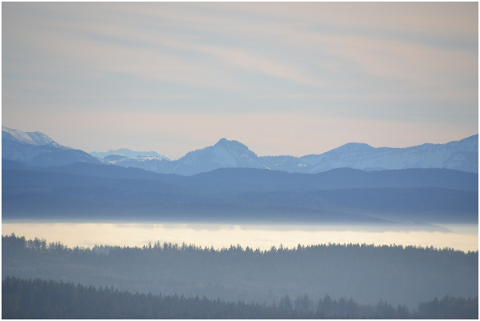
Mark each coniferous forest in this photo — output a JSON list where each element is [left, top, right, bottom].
[[3, 1, 479, 319], [2, 277, 478, 319], [2, 234, 478, 318]]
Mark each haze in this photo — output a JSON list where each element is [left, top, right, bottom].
[[2, 222, 478, 252]]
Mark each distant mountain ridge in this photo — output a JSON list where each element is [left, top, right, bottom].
[[96, 135, 478, 175], [94, 137, 269, 175], [2, 127, 61, 147], [3, 163, 477, 223], [169, 138, 268, 175], [260, 135, 478, 174], [2, 127, 101, 167], [91, 148, 170, 160], [2, 126, 478, 175]]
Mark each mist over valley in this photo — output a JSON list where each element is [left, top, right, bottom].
[[2, 3, 478, 316]]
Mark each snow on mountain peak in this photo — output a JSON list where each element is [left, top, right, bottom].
[[168, 138, 268, 175], [25, 131, 60, 147], [3, 126, 477, 175], [3, 127, 36, 145], [2, 127, 61, 147], [90, 149, 170, 160]]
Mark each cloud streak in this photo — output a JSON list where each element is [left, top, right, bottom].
[[2, 3, 477, 156]]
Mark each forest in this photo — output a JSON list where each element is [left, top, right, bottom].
[[3, 234, 477, 309], [3, 164, 477, 224], [3, 277, 477, 318]]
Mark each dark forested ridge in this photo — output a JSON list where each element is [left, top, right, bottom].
[[3, 163, 478, 223], [2, 277, 478, 319], [5, 162, 477, 192], [3, 234, 477, 309]]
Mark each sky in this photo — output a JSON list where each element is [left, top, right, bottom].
[[2, 3, 478, 160]]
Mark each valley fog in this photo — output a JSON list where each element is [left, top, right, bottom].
[[3, 221, 477, 252]]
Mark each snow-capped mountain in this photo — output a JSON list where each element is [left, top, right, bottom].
[[88, 138, 268, 175], [87, 135, 479, 175], [2, 127, 100, 167], [3, 126, 478, 175], [91, 148, 170, 160], [2, 126, 61, 147], [169, 138, 269, 175], [112, 156, 175, 173], [90, 148, 172, 173], [260, 134, 478, 173]]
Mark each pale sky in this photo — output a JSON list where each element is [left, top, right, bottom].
[[2, 3, 478, 159]]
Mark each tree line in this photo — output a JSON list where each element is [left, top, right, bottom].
[[3, 234, 478, 309], [3, 277, 477, 319]]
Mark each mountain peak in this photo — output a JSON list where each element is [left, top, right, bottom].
[[2, 126, 61, 147], [2, 126, 100, 167], [333, 142, 373, 152], [25, 131, 60, 147], [215, 138, 249, 150]]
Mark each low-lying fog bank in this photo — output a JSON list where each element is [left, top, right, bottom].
[[3, 221, 477, 252]]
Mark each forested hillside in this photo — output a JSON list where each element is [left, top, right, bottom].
[[3, 165, 478, 223], [3, 234, 477, 309], [3, 277, 477, 319]]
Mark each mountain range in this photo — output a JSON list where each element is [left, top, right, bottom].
[[3, 158, 478, 224], [2, 127, 478, 175], [2, 127, 101, 167], [91, 149, 170, 160], [2, 126, 478, 224]]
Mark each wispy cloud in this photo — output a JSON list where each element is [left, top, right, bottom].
[[2, 3, 477, 156]]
